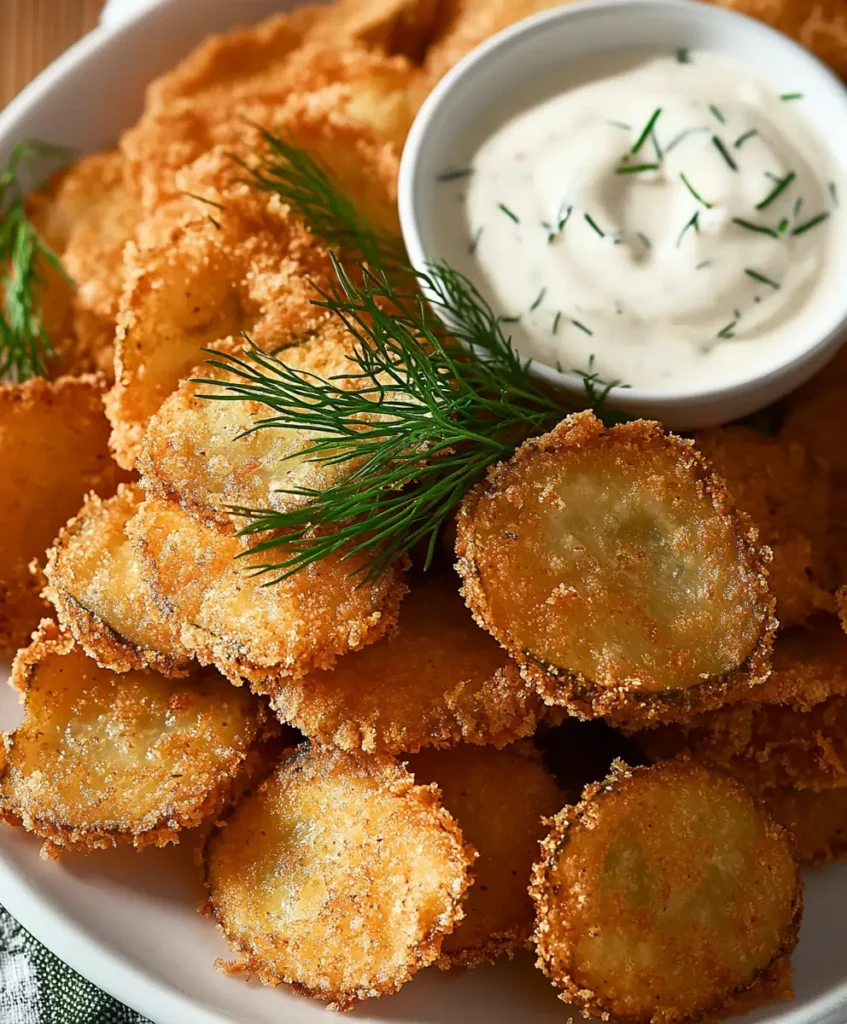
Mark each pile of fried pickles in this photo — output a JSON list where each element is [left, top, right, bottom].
[[2, 1, 847, 1020]]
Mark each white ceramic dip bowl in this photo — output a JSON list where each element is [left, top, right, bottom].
[[399, 0, 847, 429]]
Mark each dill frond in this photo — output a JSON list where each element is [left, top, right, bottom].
[[0, 140, 73, 381]]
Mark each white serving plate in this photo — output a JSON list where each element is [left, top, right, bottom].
[[1, 2, 847, 1022]]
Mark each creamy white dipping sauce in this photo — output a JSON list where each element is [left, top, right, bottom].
[[438, 51, 847, 391]]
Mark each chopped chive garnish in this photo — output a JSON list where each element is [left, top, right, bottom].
[[438, 168, 473, 182], [636, 231, 651, 248], [607, 119, 632, 130], [732, 217, 779, 238], [680, 172, 712, 208], [712, 136, 738, 171], [792, 212, 829, 236], [734, 128, 759, 149], [755, 171, 796, 210], [696, 260, 712, 270], [829, 182, 839, 207], [664, 126, 709, 155], [717, 320, 737, 338], [571, 319, 594, 335], [584, 213, 605, 237], [498, 203, 520, 223], [181, 191, 227, 210], [745, 267, 780, 289], [552, 311, 562, 335], [709, 104, 725, 124], [778, 218, 789, 234], [500, 315, 521, 323], [676, 48, 691, 63], [631, 108, 662, 155], [616, 163, 660, 175], [469, 227, 484, 255], [780, 92, 804, 101], [530, 287, 546, 312], [676, 211, 700, 247]]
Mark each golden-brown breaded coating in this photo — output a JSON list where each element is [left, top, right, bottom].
[[27, 150, 141, 378], [694, 425, 833, 626], [109, 99, 400, 469], [125, 44, 418, 211], [313, 0, 443, 62], [138, 329, 366, 523], [628, 617, 847, 793], [423, 0, 847, 86], [764, 785, 847, 866], [0, 375, 132, 653], [267, 574, 547, 754], [531, 759, 802, 1024], [0, 620, 272, 858], [408, 742, 561, 969], [127, 496, 407, 688], [204, 744, 475, 1009], [456, 411, 776, 725], [44, 483, 191, 676], [782, 348, 847, 589]]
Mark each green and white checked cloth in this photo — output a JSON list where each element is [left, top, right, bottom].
[[0, 904, 150, 1024]]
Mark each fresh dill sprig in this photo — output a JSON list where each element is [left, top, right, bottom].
[[734, 128, 758, 149], [498, 203, 520, 223], [232, 123, 405, 272], [616, 163, 660, 175], [680, 172, 712, 208], [676, 211, 700, 247], [529, 287, 546, 312], [732, 217, 779, 238], [792, 211, 829, 236], [196, 257, 573, 583], [744, 267, 780, 290], [0, 140, 73, 382], [552, 311, 562, 334], [584, 213, 605, 237], [756, 171, 796, 211], [570, 319, 593, 336], [711, 136, 737, 171], [631, 108, 662, 155]]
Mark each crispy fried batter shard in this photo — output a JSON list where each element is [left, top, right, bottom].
[[408, 742, 561, 969], [127, 497, 407, 687], [764, 786, 847, 867], [138, 329, 363, 522], [0, 375, 131, 652], [110, 98, 401, 468], [694, 425, 834, 626], [27, 150, 141, 378], [531, 759, 802, 1024], [268, 574, 546, 753], [423, 0, 847, 85], [628, 616, 847, 792], [44, 483, 191, 675], [0, 621, 271, 857], [455, 411, 776, 724], [204, 744, 475, 1009]]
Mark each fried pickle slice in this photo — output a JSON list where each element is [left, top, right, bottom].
[[694, 425, 833, 626], [531, 759, 802, 1024], [263, 574, 546, 753], [127, 497, 406, 687], [764, 786, 847, 866], [138, 328, 363, 522], [27, 150, 141, 378], [456, 412, 776, 724], [110, 97, 400, 468], [0, 621, 272, 857], [0, 375, 131, 652], [43, 483, 191, 675], [629, 616, 847, 792], [204, 744, 474, 1009], [408, 742, 561, 968]]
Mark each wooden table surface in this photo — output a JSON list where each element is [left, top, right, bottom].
[[1, 0, 106, 109]]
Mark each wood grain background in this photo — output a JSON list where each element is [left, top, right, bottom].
[[1, 0, 106, 108]]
